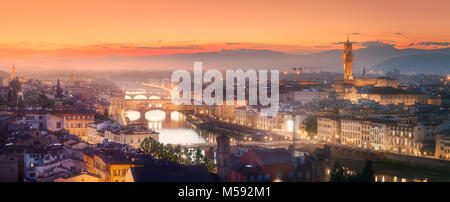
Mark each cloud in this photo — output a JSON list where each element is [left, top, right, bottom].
[[314, 45, 333, 48], [333, 40, 396, 47], [395, 32, 403, 35], [333, 41, 347, 45], [133, 46, 201, 50], [360, 40, 396, 47], [333, 41, 361, 45], [413, 41, 450, 46], [351, 32, 361, 35], [225, 43, 241, 45]]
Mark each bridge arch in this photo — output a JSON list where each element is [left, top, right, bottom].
[[125, 110, 141, 121], [170, 111, 182, 121], [148, 95, 161, 100], [134, 95, 147, 100], [145, 110, 166, 122]]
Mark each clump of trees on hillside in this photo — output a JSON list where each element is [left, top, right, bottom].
[[140, 137, 215, 173]]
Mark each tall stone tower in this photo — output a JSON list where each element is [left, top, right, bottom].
[[362, 66, 367, 79], [342, 37, 354, 80], [216, 135, 230, 181], [11, 64, 16, 80]]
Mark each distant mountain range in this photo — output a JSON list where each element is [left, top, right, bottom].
[[2, 46, 450, 73], [371, 53, 450, 73]]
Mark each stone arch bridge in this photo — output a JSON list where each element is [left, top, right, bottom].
[[109, 91, 193, 124]]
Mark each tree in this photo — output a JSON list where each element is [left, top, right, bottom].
[[94, 110, 110, 121], [17, 95, 24, 109], [330, 161, 349, 182], [23, 92, 54, 108], [55, 79, 63, 98], [140, 137, 216, 172], [420, 140, 435, 156], [194, 148, 203, 165], [330, 160, 376, 182], [103, 108, 109, 118], [304, 117, 317, 138], [63, 100, 75, 106], [38, 93, 54, 108], [0, 96, 6, 107], [315, 144, 331, 159], [360, 160, 375, 182], [7, 77, 21, 105]]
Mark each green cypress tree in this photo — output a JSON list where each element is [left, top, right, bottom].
[[361, 160, 375, 182]]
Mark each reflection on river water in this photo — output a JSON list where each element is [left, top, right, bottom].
[[375, 175, 428, 182], [145, 111, 220, 146], [138, 110, 433, 182]]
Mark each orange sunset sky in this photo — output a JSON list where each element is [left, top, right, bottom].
[[1, 0, 449, 59]]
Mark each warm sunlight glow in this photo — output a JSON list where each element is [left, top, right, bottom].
[[125, 110, 140, 121], [145, 110, 166, 122]]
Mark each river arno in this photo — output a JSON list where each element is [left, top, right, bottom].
[[138, 110, 447, 182]]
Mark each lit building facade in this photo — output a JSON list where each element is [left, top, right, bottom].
[[49, 109, 95, 141], [317, 116, 341, 142], [84, 152, 132, 182], [435, 130, 450, 160], [104, 129, 159, 149], [386, 124, 423, 156], [341, 119, 362, 147]]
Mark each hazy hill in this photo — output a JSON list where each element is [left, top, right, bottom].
[[371, 54, 450, 73], [63, 46, 450, 72], [2, 46, 450, 73]]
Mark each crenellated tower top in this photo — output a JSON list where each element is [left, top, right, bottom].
[[342, 37, 354, 80]]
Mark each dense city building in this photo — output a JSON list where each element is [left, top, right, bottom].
[[1, 34, 449, 185], [435, 130, 450, 160]]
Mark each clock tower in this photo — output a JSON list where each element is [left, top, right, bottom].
[[342, 37, 354, 80]]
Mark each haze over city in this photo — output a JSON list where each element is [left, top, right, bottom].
[[1, 0, 450, 195], [1, 0, 450, 71]]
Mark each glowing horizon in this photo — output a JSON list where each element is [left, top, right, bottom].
[[1, 0, 449, 60]]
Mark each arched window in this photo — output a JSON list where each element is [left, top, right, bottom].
[[250, 176, 255, 182], [264, 174, 271, 181]]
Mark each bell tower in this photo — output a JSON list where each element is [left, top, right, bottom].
[[11, 64, 16, 80], [342, 37, 353, 80]]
